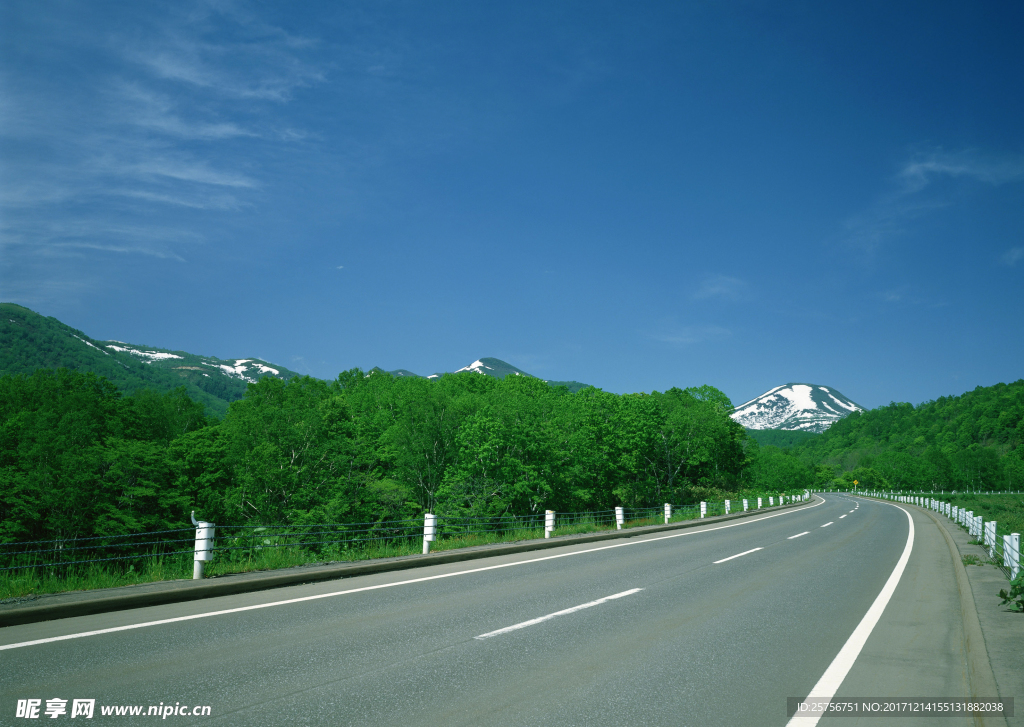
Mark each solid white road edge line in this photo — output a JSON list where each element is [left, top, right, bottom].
[[785, 504, 914, 727], [474, 588, 643, 639], [788, 532, 810, 540], [0, 498, 826, 652], [713, 547, 763, 563]]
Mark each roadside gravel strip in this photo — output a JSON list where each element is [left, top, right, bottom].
[[0, 499, 811, 628]]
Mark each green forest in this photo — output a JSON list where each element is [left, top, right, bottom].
[[790, 380, 1024, 493], [1, 368, 790, 544], [3, 364, 1023, 547]]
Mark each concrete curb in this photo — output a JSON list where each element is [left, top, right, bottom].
[[0, 500, 812, 628], [861, 498, 1008, 727]]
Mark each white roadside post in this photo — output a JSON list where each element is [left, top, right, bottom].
[[1004, 533, 1020, 579], [663, 503, 672, 524], [544, 510, 555, 539], [743, 499, 749, 512], [757, 497, 763, 509], [422, 513, 436, 554], [700, 501, 707, 519], [725, 499, 731, 515], [985, 521, 997, 558], [191, 511, 215, 580], [615, 506, 625, 530], [769, 496, 774, 507]]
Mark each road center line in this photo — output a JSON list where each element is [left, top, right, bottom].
[[0, 498, 824, 652], [474, 588, 643, 640], [839, 515, 847, 519], [821, 522, 834, 527], [788, 532, 810, 539], [713, 547, 762, 563], [786, 504, 914, 727]]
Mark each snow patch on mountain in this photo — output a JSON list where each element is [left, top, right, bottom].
[[732, 383, 863, 433], [72, 334, 109, 355], [105, 344, 183, 362], [454, 359, 494, 375]]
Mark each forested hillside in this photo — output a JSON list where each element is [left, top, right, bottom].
[[1, 303, 298, 415], [2, 369, 798, 544], [792, 380, 1024, 491], [746, 429, 820, 449]]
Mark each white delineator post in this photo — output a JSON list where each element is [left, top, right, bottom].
[[743, 499, 749, 512], [422, 513, 436, 554], [700, 501, 707, 519], [769, 496, 775, 507], [984, 521, 997, 558], [725, 499, 731, 515], [544, 510, 555, 539], [664, 503, 672, 524], [615, 507, 624, 530], [191, 511, 215, 580], [757, 497, 762, 509], [1004, 533, 1020, 579]]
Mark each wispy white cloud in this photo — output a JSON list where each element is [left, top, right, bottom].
[[127, 158, 256, 188], [843, 149, 1024, 256], [112, 188, 243, 210], [898, 151, 1024, 192], [0, 0, 322, 300], [124, 15, 324, 103], [692, 274, 746, 301], [1002, 247, 1024, 266], [116, 83, 256, 140]]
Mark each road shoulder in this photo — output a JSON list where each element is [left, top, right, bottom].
[[928, 508, 1023, 727]]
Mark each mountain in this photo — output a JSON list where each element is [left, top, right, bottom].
[[1, 303, 300, 415], [388, 357, 591, 393], [731, 383, 863, 433]]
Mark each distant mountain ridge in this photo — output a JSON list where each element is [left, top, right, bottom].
[[1, 303, 299, 415], [388, 357, 590, 393], [731, 383, 863, 433]]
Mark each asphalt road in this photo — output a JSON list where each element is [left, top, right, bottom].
[[1, 496, 976, 726]]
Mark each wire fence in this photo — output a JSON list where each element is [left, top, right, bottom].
[[0, 494, 807, 578]]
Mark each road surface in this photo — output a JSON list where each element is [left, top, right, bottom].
[[1, 496, 976, 726]]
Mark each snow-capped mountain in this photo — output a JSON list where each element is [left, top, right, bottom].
[[731, 383, 863, 433]]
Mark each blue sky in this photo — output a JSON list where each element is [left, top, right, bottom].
[[2, 1, 1022, 409]]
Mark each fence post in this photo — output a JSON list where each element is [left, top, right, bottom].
[[545, 510, 555, 539], [769, 496, 774, 507], [191, 511, 215, 580], [757, 497, 762, 509], [1004, 533, 1020, 579], [615, 506, 624, 530], [422, 513, 436, 554], [985, 521, 997, 558], [700, 501, 707, 519], [725, 499, 731, 515], [743, 499, 749, 511], [664, 503, 672, 524]]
